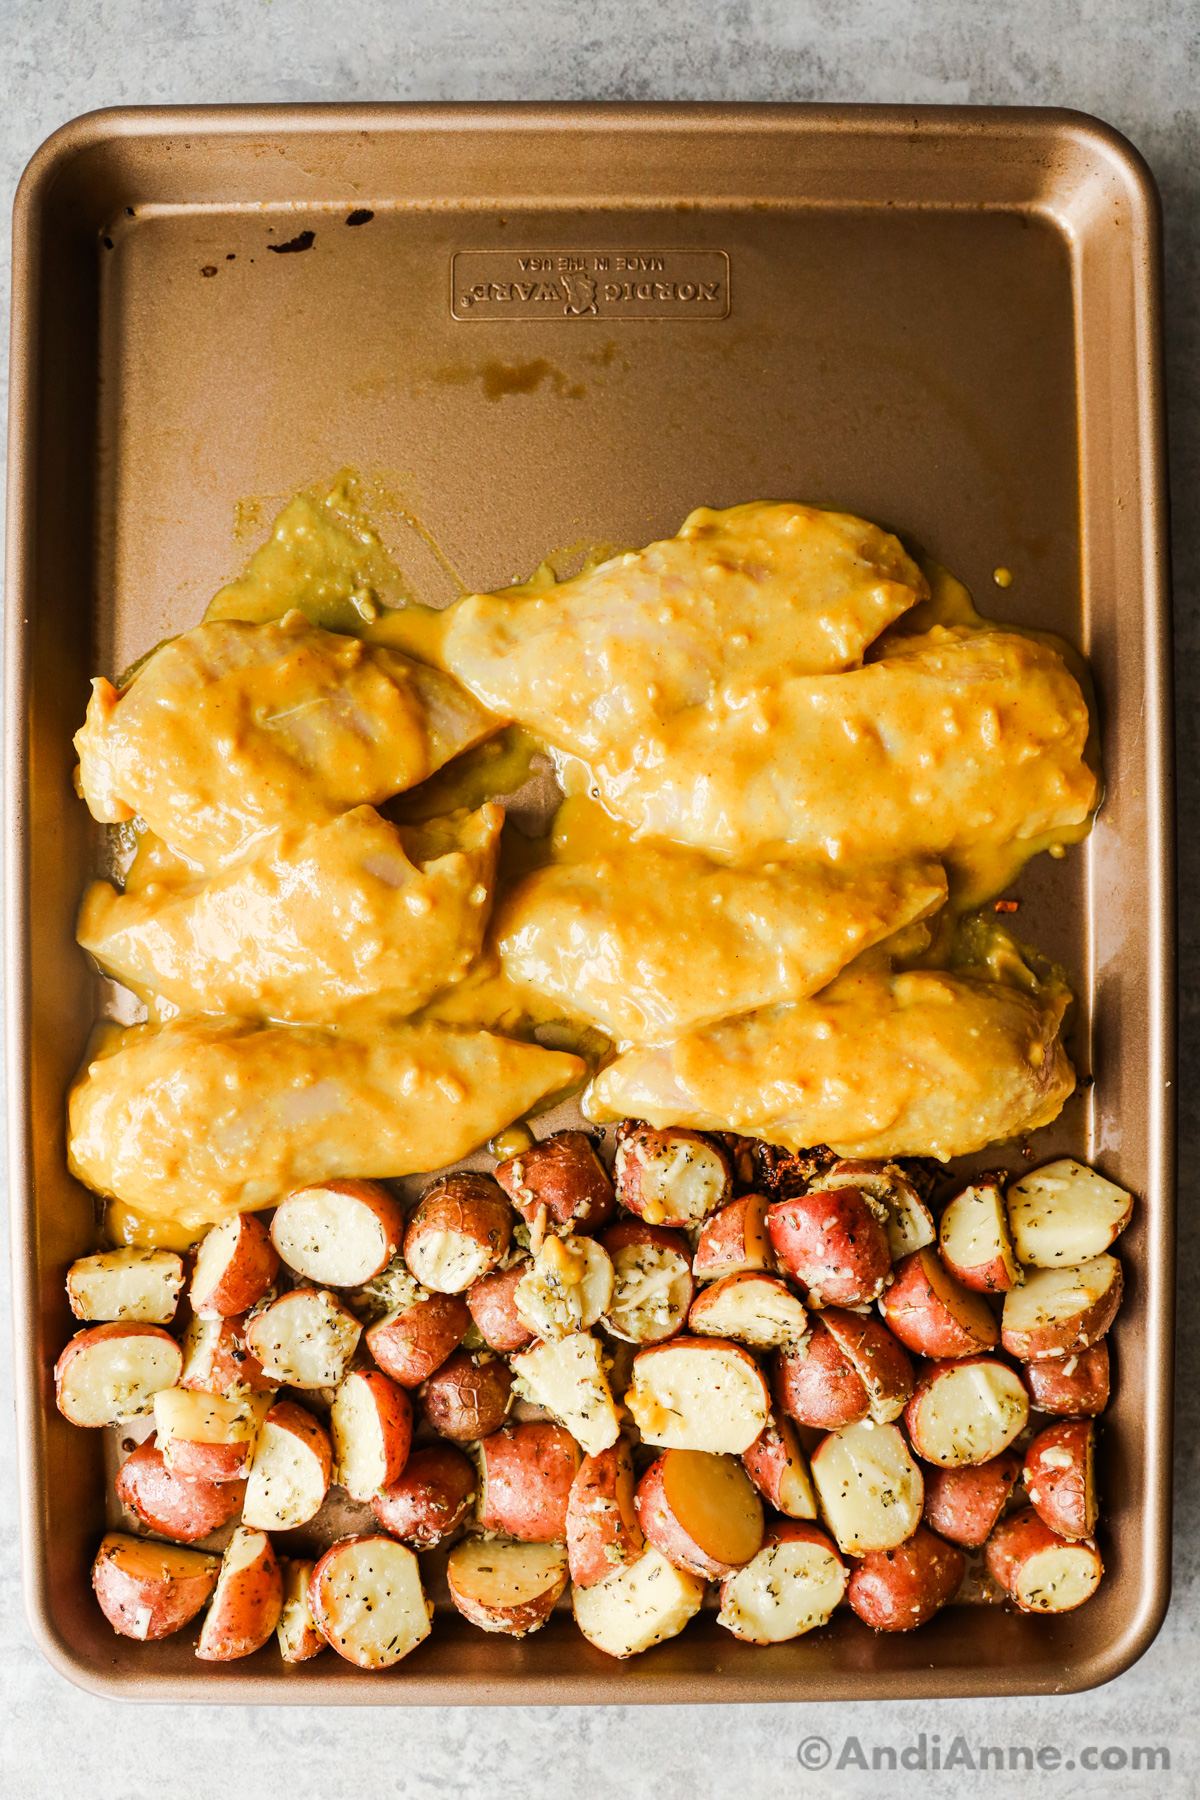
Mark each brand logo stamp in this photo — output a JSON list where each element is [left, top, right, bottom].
[[451, 250, 730, 321]]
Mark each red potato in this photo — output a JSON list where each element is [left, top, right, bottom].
[[116, 1437, 246, 1543], [693, 1192, 774, 1282], [766, 1188, 890, 1307], [922, 1452, 1022, 1549], [270, 1179, 406, 1286], [509, 1332, 621, 1456], [419, 1350, 513, 1443], [717, 1520, 847, 1643], [154, 1387, 272, 1483], [446, 1537, 569, 1636], [92, 1533, 219, 1641], [367, 1291, 471, 1387], [190, 1213, 278, 1317], [881, 1246, 1000, 1358], [477, 1420, 581, 1543], [687, 1271, 807, 1350], [1023, 1420, 1098, 1540], [1001, 1256, 1123, 1361], [466, 1262, 535, 1353], [372, 1443, 477, 1548], [513, 1234, 614, 1340], [847, 1525, 965, 1631], [277, 1558, 326, 1662], [1023, 1340, 1110, 1416], [572, 1546, 706, 1658], [67, 1247, 184, 1323], [773, 1321, 871, 1431], [309, 1535, 432, 1667], [823, 1159, 936, 1260], [986, 1508, 1103, 1613], [741, 1410, 818, 1519], [331, 1370, 413, 1501], [1006, 1158, 1134, 1267], [494, 1129, 614, 1234], [904, 1356, 1029, 1467], [242, 1400, 332, 1530], [179, 1311, 275, 1397], [614, 1124, 732, 1226], [566, 1441, 644, 1587], [402, 1174, 512, 1293], [820, 1307, 915, 1424], [938, 1179, 1022, 1293], [55, 1322, 183, 1427], [601, 1221, 694, 1345], [810, 1420, 924, 1555], [636, 1449, 764, 1579], [244, 1287, 361, 1387], [196, 1526, 283, 1660], [625, 1336, 770, 1455]]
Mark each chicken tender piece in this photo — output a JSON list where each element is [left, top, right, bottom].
[[77, 804, 502, 1024]]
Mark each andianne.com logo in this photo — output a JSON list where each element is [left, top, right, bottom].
[[797, 1731, 1170, 1775]]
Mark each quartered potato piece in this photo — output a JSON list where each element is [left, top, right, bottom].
[[477, 1421, 581, 1543], [372, 1444, 477, 1549], [572, 1546, 706, 1659], [693, 1193, 775, 1283], [1000, 1256, 1123, 1361], [810, 1421, 924, 1555], [1023, 1341, 1110, 1416], [180, 1313, 275, 1397], [514, 1235, 614, 1341], [938, 1178, 1022, 1293], [510, 1332, 622, 1457], [717, 1522, 847, 1644], [847, 1525, 964, 1632], [1006, 1160, 1134, 1267], [1022, 1420, 1098, 1540], [191, 1213, 279, 1318], [446, 1537, 569, 1636], [403, 1175, 512, 1294], [116, 1438, 246, 1544], [367, 1291, 471, 1388], [242, 1400, 333, 1530], [55, 1323, 183, 1427], [467, 1262, 536, 1354], [309, 1535, 433, 1668], [741, 1410, 818, 1520], [922, 1452, 1022, 1550], [244, 1288, 362, 1388], [277, 1558, 327, 1663], [196, 1527, 283, 1661], [687, 1272, 808, 1350], [566, 1441, 645, 1587], [154, 1387, 272, 1483], [92, 1533, 219, 1641], [331, 1370, 413, 1500], [822, 1159, 936, 1260], [420, 1350, 513, 1443], [601, 1223, 693, 1346], [986, 1509, 1103, 1614], [635, 1450, 764, 1579], [904, 1356, 1029, 1468], [625, 1338, 770, 1455], [494, 1130, 614, 1234], [271, 1180, 406, 1287], [882, 1247, 1000, 1359], [614, 1126, 732, 1226], [766, 1187, 891, 1308], [66, 1248, 184, 1324]]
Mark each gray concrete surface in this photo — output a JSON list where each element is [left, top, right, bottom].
[[1, 3, 1198, 1795]]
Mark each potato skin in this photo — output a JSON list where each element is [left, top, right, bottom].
[[403, 1174, 512, 1291], [466, 1262, 535, 1353], [614, 1124, 733, 1224], [180, 1311, 275, 1396], [566, 1441, 644, 1587], [922, 1452, 1022, 1549], [741, 1410, 814, 1517], [419, 1350, 513, 1443], [773, 1321, 870, 1430], [635, 1453, 763, 1579], [819, 1306, 914, 1423], [372, 1443, 477, 1548], [196, 1529, 283, 1660], [477, 1421, 582, 1543], [116, 1438, 246, 1543], [92, 1533, 220, 1640], [1023, 1420, 1097, 1539], [986, 1508, 1103, 1612], [693, 1193, 774, 1282], [601, 1220, 694, 1344], [766, 1187, 890, 1306], [366, 1292, 470, 1387], [191, 1212, 279, 1317], [847, 1526, 964, 1631], [495, 1130, 614, 1233], [1023, 1341, 1110, 1416], [881, 1246, 1000, 1358], [1000, 1257, 1123, 1361]]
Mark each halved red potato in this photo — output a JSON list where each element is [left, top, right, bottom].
[[116, 1437, 246, 1543], [402, 1174, 511, 1293], [614, 1124, 732, 1226], [773, 1322, 870, 1430], [514, 1234, 614, 1340], [242, 1400, 332, 1530], [986, 1508, 1103, 1613], [367, 1291, 470, 1387], [92, 1533, 219, 1640], [196, 1526, 283, 1660], [1001, 1256, 1123, 1361], [601, 1222, 693, 1344], [820, 1307, 915, 1424], [510, 1332, 621, 1456], [154, 1387, 272, 1483], [419, 1350, 513, 1443], [190, 1213, 278, 1317], [67, 1247, 184, 1323], [55, 1322, 183, 1426], [922, 1451, 1022, 1549], [309, 1535, 432, 1668], [372, 1443, 477, 1548], [904, 1356, 1029, 1467], [244, 1287, 361, 1387], [636, 1449, 764, 1578], [477, 1420, 581, 1543], [572, 1545, 706, 1658], [179, 1312, 274, 1397], [494, 1130, 614, 1234], [938, 1179, 1022, 1293], [566, 1441, 644, 1587], [446, 1537, 569, 1636], [810, 1420, 924, 1555], [1006, 1158, 1134, 1267], [693, 1193, 774, 1283], [331, 1369, 413, 1500], [625, 1337, 770, 1455], [766, 1188, 890, 1307], [717, 1521, 846, 1643], [1023, 1340, 1110, 1416], [741, 1410, 818, 1519], [687, 1271, 807, 1350], [277, 1558, 326, 1662], [881, 1247, 1000, 1358], [270, 1180, 406, 1286], [847, 1524, 964, 1631], [1023, 1420, 1097, 1540], [466, 1262, 535, 1354], [823, 1159, 936, 1260]]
